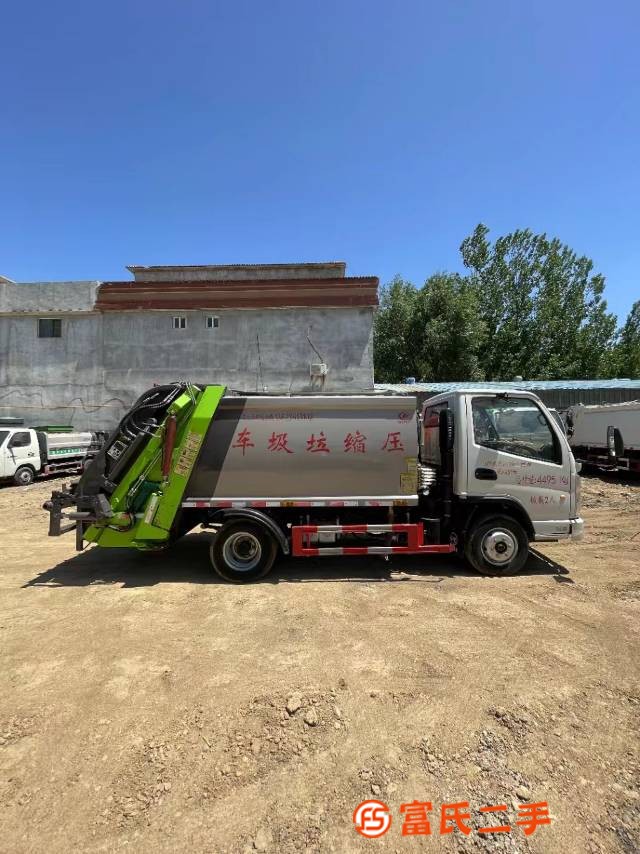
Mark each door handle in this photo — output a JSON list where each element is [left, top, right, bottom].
[[475, 467, 497, 480]]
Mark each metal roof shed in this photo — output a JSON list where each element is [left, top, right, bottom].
[[374, 379, 640, 410]]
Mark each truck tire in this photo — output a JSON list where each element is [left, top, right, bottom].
[[210, 521, 278, 583], [464, 515, 529, 577], [14, 466, 35, 486]]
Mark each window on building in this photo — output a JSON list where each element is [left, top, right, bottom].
[[471, 396, 561, 464], [206, 316, 219, 329], [173, 316, 187, 330], [38, 318, 62, 338]]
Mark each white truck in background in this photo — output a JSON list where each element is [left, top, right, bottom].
[[567, 401, 640, 473], [0, 426, 104, 486]]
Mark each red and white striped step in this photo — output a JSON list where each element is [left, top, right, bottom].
[[290, 523, 455, 557]]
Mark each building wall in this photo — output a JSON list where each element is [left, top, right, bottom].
[[0, 280, 99, 313], [0, 296, 375, 430], [0, 310, 107, 429], [127, 262, 347, 282]]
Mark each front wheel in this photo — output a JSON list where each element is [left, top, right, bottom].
[[464, 515, 529, 577], [210, 521, 278, 583], [14, 466, 35, 486]]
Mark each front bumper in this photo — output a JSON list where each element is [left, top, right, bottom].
[[533, 517, 584, 542], [569, 517, 585, 541]]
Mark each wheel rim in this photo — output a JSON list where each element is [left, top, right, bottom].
[[481, 528, 518, 566], [222, 532, 262, 572], [18, 470, 31, 485]]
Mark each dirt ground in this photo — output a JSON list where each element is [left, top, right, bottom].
[[0, 474, 638, 854]]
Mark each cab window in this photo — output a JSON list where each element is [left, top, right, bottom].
[[422, 402, 448, 465], [8, 432, 31, 449], [472, 397, 561, 464], [0, 430, 8, 448]]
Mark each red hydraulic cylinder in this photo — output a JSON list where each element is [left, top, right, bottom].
[[162, 415, 177, 478]]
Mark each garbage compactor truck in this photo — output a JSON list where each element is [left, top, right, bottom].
[[45, 382, 584, 582]]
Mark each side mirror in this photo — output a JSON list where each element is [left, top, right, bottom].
[[607, 425, 616, 459], [607, 425, 625, 461]]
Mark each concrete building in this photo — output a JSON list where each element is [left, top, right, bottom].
[[0, 262, 378, 430]]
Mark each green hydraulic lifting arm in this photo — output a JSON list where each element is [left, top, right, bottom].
[[83, 385, 226, 550]]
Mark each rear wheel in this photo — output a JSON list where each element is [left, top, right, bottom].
[[210, 521, 278, 583], [14, 466, 35, 486], [465, 515, 529, 577]]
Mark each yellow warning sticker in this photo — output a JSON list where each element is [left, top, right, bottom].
[[405, 456, 418, 474], [400, 473, 417, 494], [174, 431, 202, 478]]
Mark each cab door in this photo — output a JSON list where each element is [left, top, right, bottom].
[[0, 430, 10, 478], [465, 395, 573, 537], [6, 430, 40, 476]]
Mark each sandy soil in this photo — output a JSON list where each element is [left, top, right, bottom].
[[0, 474, 638, 854]]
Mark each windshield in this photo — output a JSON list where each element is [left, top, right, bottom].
[[0, 430, 9, 448], [472, 397, 561, 464]]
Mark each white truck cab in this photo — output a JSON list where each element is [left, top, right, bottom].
[[0, 429, 43, 485], [422, 390, 583, 574], [0, 427, 100, 486]]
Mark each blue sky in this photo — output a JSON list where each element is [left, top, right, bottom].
[[2, 1, 639, 321]]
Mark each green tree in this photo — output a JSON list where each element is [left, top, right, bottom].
[[373, 276, 419, 382], [410, 273, 485, 381], [610, 300, 640, 378], [460, 224, 618, 380], [374, 273, 485, 382]]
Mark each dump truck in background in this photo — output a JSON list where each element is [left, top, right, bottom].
[[0, 426, 105, 486], [45, 382, 583, 581], [567, 401, 640, 473]]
